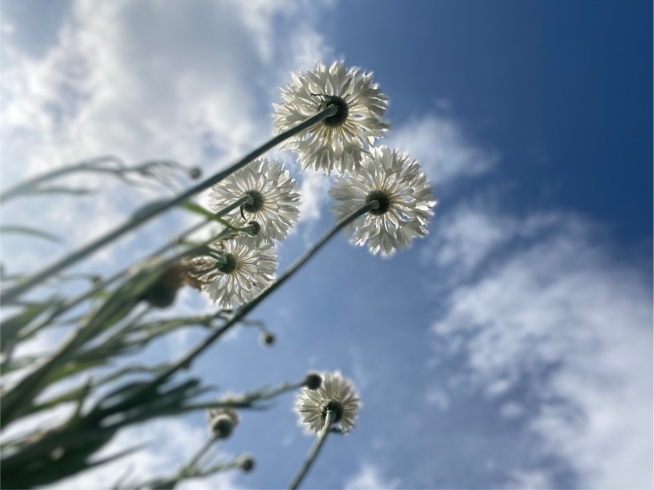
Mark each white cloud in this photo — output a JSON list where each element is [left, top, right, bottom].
[[344, 463, 400, 490], [0, 1, 336, 487], [431, 204, 653, 489], [386, 114, 500, 188], [297, 169, 331, 224], [505, 469, 553, 490], [0, 0, 335, 271], [425, 386, 450, 410]]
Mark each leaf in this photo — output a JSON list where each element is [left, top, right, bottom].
[[1, 301, 58, 353], [0, 225, 62, 243], [25, 186, 95, 197], [0, 355, 38, 376]]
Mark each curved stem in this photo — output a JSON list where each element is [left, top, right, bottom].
[[184, 436, 218, 473], [12, 195, 252, 345], [0, 227, 242, 428], [151, 200, 378, 387], [1, 105, 338, 304], [288, 411, 335, 490]]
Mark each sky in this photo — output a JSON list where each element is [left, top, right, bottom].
[[1, 1, 652, 489]]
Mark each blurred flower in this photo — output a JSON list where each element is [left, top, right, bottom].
[[138, 261, 185, 309], [188, 237, 276, 307], [207, 407, 240, 439], [238, 454, 255, 473], [273, 61, 389, 174], [329, 146, 436, 257], [210, 158, 300, 246], [295, 371, 360, 434]]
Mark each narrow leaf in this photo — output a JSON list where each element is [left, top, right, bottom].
[[0, 225, 62, 243]]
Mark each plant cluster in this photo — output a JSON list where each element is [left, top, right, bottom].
[[0, 61, 436, 489]]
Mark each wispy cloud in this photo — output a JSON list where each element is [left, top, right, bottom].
[[386, 113, 500, 188], [1, 1, 336, 487], [344, 462, 400, 490], [429, 203, 652, 488]]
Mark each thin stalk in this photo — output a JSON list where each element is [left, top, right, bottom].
[[0, 227, 240, 428], [183, 436, 218, 474], [0, 157, 194, 204], [14, 195, 253, 344], [146, 200, 379, 393], [1, 105, 338, 304], [288, 411, 335, 490]]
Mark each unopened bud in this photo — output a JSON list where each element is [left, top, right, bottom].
[[247, 221, 261, 237], [141, 263, 184, 308], [189, 167, 202, 179], [303, 372, 322, 390], [260, 331, 275, 347], [210, 415, 234, 439], [207, 407, 240, 439], [239, 454, 255, 473]]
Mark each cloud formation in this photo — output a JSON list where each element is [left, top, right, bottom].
[[429, 203, 652, 488]]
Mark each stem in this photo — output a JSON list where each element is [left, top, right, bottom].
[[1, 105, 338, 304], [150, 201, 378, 387], [13, 195, 253, 345], [0, 227, 240, 429], [288, 411, 335, 490], [184, 436, 218, 473]]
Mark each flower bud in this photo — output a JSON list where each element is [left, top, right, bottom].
[[210, 414, 234, 439], [239, 454, 255, 473], [303, 372, 322, 390], [260, 331, 275, 347], [189, 167, 202, 179], [207, 407, 240, 439], [141, 263, 184, 308], [247, 221, 261, 237]]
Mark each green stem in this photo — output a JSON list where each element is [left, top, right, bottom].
[[184, 436, 218, 474], [92, 202, 377, 425], [1, 105, 338, 304], [0, 227, 239, 429], [147, 200, 379, 395], [11, 195, 253, 347], [288, 411, 335, 490]]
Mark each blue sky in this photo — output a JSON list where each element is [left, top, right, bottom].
[[1, 1, 652, 489]]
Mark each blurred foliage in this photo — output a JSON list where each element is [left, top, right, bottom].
[[0, 159, 304, 489]]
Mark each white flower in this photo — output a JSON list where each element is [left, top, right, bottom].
[[329, 146, 436, 257], [209, 158, 300, 246], [295, 371, 360, 434], [273, 61, 389, 174], [189, 237, 276, 307]]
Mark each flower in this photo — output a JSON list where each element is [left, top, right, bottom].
[[273, 61, 389, 174], [207, 407, 240, 439], [295, 371, 360, 434], [329, 146, 436, 257], [209, 158, 300, 246], [188, 237, 277, 307]]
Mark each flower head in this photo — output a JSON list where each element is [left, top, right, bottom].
[[209, 158, 300, 246], [207, 407, 240, 439], [273, 61, 389, 174], [295, 371, 360, 434], [188, 237, 276, 307], [329, 146, 436, 257]]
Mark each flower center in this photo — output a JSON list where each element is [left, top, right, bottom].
[[321, 398, 344, 424], [247, 220, 261, 236], [366, 190, 391, 215], [242, 190, 265, 213], [217, 253, 238, 274], [321, 96, 349, 128]]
